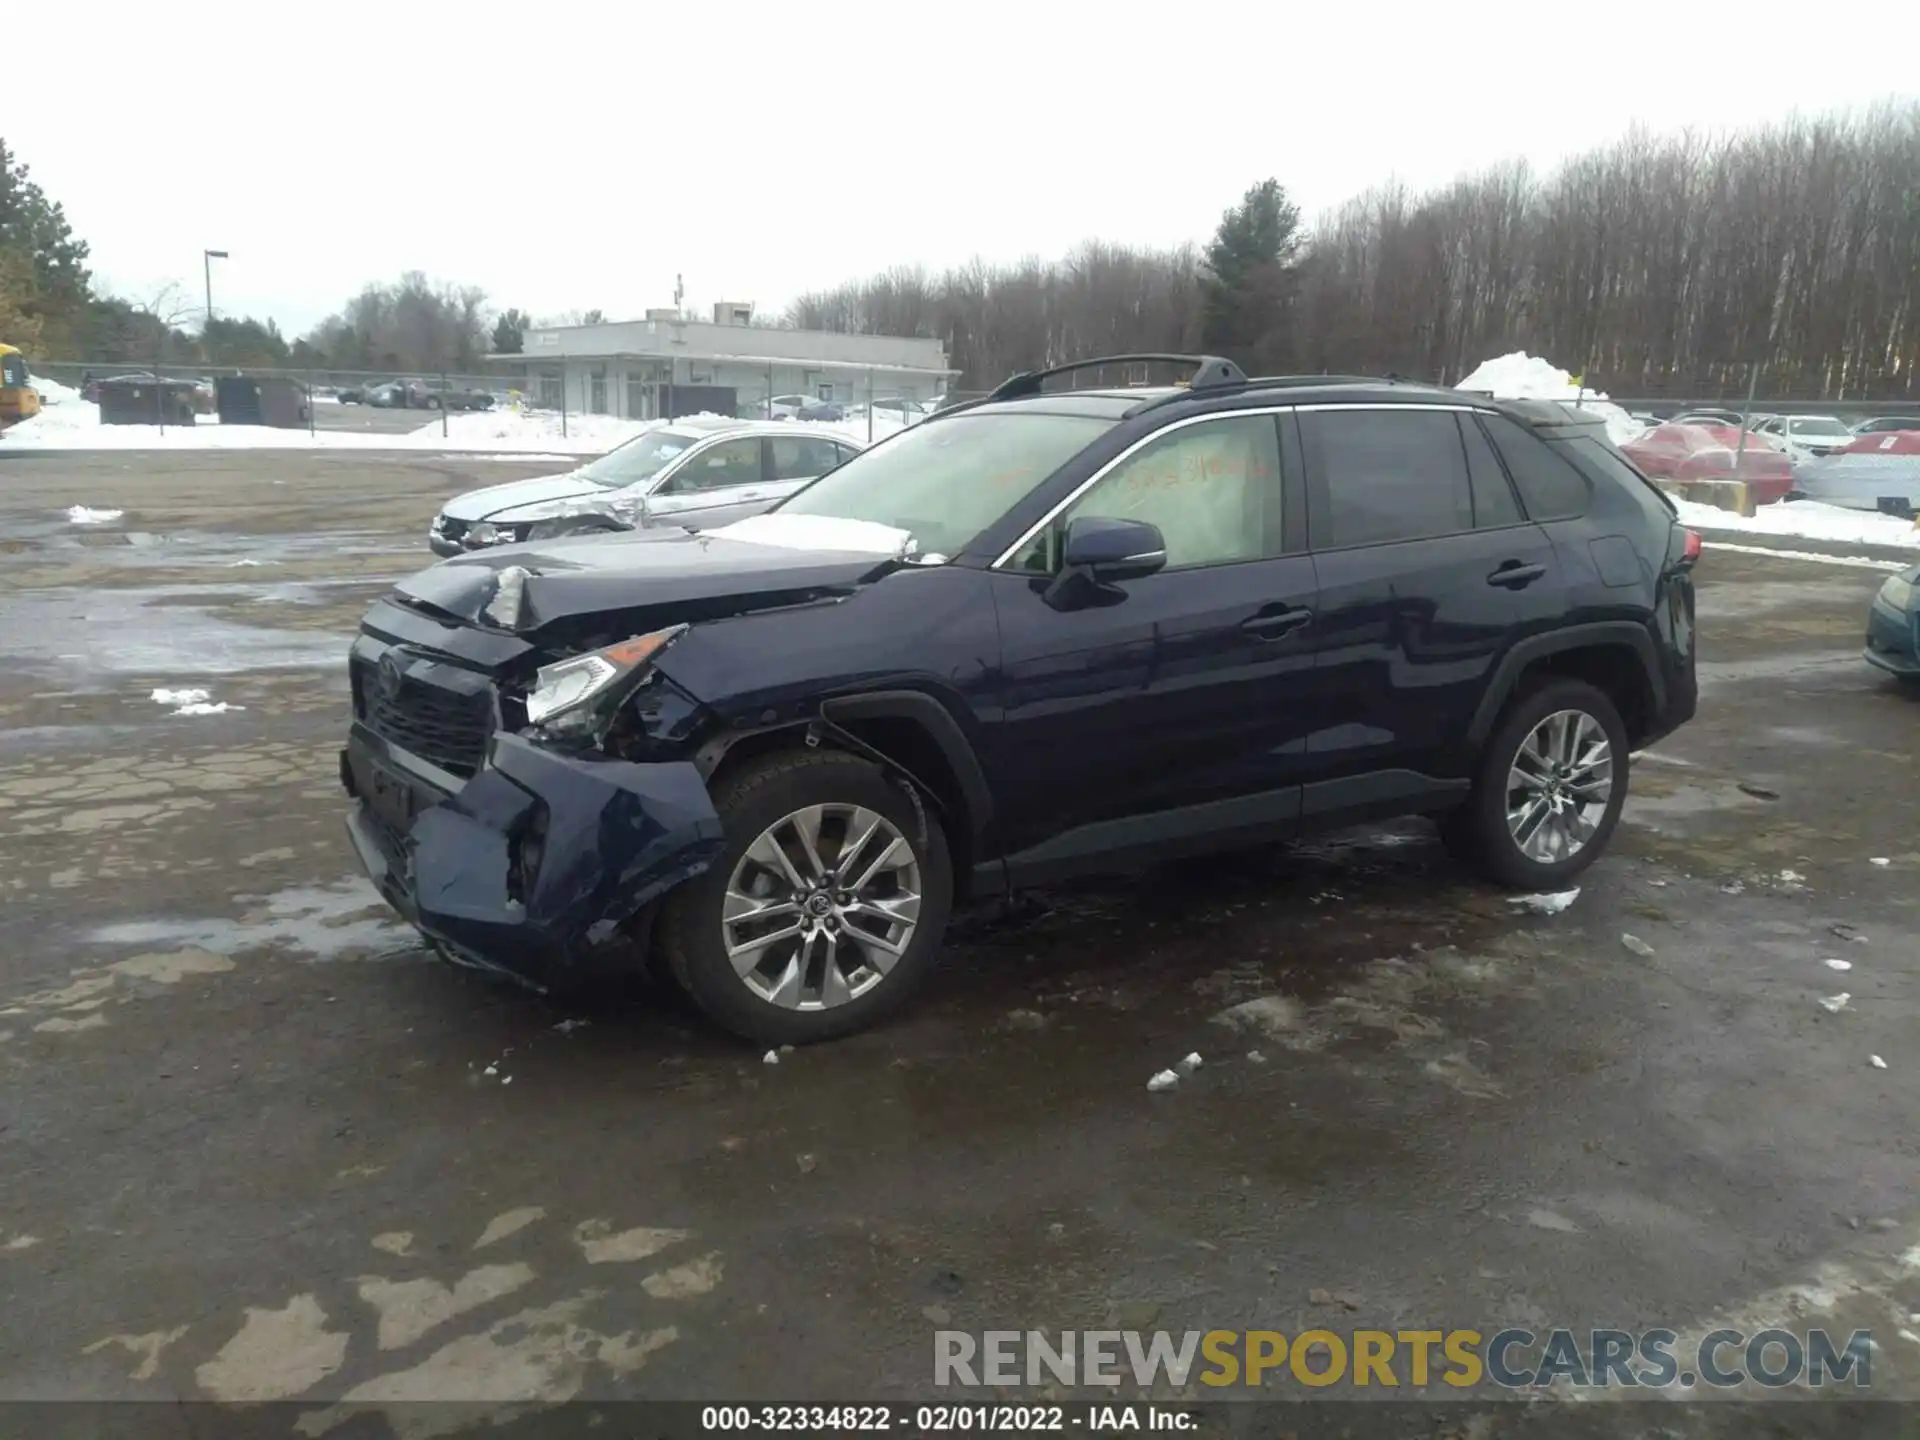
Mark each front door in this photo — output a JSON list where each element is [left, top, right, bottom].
[[640, 435, 768, 531], [985, 412, 1324, 882]]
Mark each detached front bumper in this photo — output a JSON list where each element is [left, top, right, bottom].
[[342, 727, 724, 989]]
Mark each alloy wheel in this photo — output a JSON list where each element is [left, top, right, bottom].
[[1505, 708, 1614, 864], [721, 803, 922, 1010]]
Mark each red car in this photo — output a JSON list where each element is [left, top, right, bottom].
[[1621, 422, 1795, 505]]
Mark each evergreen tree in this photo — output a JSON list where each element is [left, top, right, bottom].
[[1200, 178, 1303, 372], [491, 307, 530, 353], [0, 139, 93, 352]]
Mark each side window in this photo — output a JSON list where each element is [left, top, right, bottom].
[[768, 436, 839, 481], [1458, 414, 1523, 528], [1011, 414, 1283, 573], [663, 437, 762, 494], [1479, 414, 1592, 521], [1301, 409, 1473, 549], [832, 443, 860, 467]]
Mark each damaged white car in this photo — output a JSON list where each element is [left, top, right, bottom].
[[428, 417, 865, 556]]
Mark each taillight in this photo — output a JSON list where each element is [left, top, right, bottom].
[[1679, 529, 1702, 567]]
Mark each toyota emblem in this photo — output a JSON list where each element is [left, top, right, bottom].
[[377, 652, 406, 700]]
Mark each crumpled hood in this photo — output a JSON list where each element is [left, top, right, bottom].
[[440, 471, 602, 522], [395, 525, 899, 632]]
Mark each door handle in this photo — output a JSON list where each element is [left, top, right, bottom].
[[1242, 605, 1313, 639], [1487, 561, 1547, 589]]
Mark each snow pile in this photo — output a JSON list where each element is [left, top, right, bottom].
[[67, 505, 123, 524], [1455, 352, 1645, 446], [1672, 497, 1920, 551], [30, 374, 83, 405]]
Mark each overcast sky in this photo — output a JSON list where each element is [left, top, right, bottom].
[[10, 1, 1911, 338]]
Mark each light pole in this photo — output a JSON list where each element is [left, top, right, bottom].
[[203, 248, 229, 335]]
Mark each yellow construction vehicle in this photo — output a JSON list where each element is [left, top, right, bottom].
[[0, 343, 41, 429]]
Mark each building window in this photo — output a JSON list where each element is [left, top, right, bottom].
[[536, 372, 563, 410], [626, 374, 651, 420], [588, 367, 607, 415]]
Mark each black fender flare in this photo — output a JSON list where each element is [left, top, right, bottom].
[[816, 689, 994, 842], [1467, 622, 1665, 746]]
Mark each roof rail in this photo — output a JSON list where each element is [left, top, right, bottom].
[[1121, 371, 1412, 418], [986, 353, 1247, 403]]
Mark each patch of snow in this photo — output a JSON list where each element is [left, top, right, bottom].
[[1146, 1069, 1180, 1093], [1509, 889, 1580, 915], [1175, 1052, 1203, 1076], [1620, 934, 1656, 958], [1870, 857, 1891, 867], [1674, 497, 1920, 552], [1825, 959, 1853, 972], [67, 505, 123, 524], [762, 1050, 779, 1065], [1819, 993, 1851, 1013], [711, 513, 914, 557], [151, 687, 210, 707], [174, 702, 242, 716], [1870, 1055, 1888, 1069], [1454, 352, 1644, 445], [1700, 542, 1906, 572]]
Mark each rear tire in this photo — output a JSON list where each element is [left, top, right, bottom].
[[658, 748, 952, 1045], [1442, 678, 1629, 890]]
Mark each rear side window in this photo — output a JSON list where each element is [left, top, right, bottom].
[[1479, 414, 1592, 520], [1458, 414, 1523, 528], [1302, 409, 1474, 549]]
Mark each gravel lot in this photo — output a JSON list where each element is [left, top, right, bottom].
[[1, 450, 1917, 1433]]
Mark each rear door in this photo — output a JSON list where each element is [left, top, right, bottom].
[[641, 436, 769, 530], [1300, 405, 1565, 814], [986, 411, 1324, 879]]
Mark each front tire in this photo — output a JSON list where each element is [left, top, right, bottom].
[[658, 748, 952, 1044], [1442, 678, 1629, 890]]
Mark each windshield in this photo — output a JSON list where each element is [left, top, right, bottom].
[[1790, 417, 1849, 437], [575, 429, 700, 488], [0, 354, 26, 388], [774, 412, 1116, 556]]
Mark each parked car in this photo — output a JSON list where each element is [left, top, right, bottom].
[[1863, 562, 1920, 683], [1852, 415, 1920, 436], [1620, 421, 1795, 504], [343, 353, 1699, 1044], [1751, 413, 1853, 460], [1669, 408, 1747, 427], [337, 382, 383, 405], [426, 418, 864, 556], [1792, 430, 1920, 517], [418, 382, 496, 412]]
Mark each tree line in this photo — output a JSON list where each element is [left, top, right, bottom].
[[790, 103, 1920, 401]]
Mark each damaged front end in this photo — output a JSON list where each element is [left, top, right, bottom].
[[340, 535, 888, 989]]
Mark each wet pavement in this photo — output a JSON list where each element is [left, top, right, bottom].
[[2, 452, 1918, 1433]]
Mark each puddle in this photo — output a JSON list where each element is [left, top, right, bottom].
[[0, 586, 350, 679], [85, 879, 416, 962]]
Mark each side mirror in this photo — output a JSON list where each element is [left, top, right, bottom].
[[1061, 515, 1167, 582]]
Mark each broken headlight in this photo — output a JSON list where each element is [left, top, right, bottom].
[[524, 626, 687, 732]]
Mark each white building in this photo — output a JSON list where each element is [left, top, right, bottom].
[[495, 303, 954, 421]]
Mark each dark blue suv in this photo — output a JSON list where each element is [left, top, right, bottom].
[[341, 355, 1700, 1043]]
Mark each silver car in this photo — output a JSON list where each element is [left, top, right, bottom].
[[428, 417, 864, 557]]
